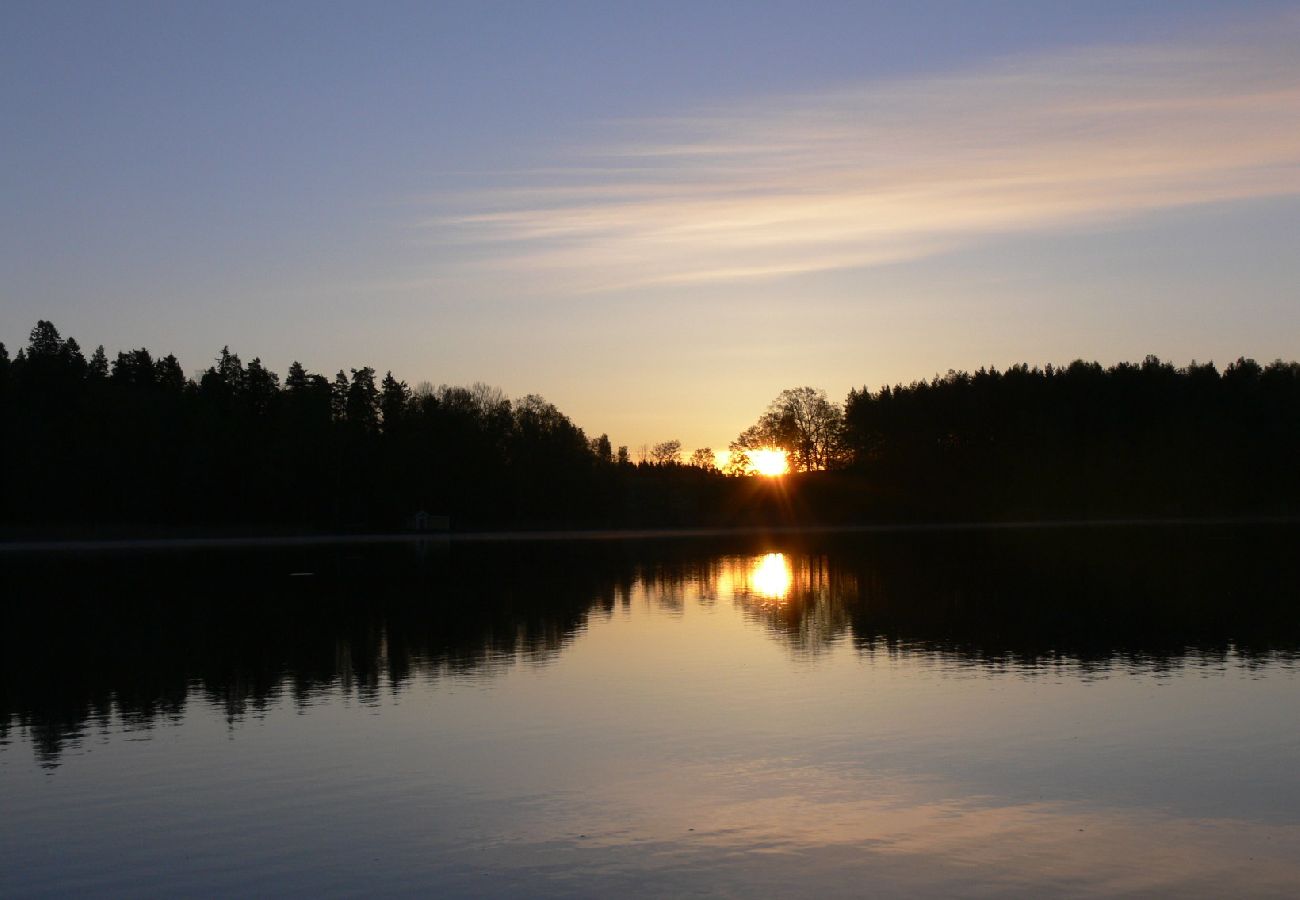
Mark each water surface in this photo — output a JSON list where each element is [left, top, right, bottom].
[[2, 526, 1299, 896]]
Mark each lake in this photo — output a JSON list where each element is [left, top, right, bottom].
[[2, 525, 1299, 897]]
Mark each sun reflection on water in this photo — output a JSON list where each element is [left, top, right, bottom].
[[750, 553, 793, 601]]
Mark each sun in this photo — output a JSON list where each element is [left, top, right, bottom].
[[749, 448, 789, 477]]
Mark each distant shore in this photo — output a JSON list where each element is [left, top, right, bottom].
[[4, 515, 1299, 554]]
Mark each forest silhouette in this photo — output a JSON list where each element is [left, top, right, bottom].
[[2, 320, 1299, 534]]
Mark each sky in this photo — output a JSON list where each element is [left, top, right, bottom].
[[3, 1, 1299, 455]]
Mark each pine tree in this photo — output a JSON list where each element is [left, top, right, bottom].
[[89, 345, 109, 380]]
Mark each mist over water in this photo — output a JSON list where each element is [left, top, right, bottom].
[[3, 525, 1299, 896]]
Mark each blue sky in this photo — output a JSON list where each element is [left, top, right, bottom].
[[3, 1, 1298, 453]]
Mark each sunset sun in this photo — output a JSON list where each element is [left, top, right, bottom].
[[749, 448, 789, 477]]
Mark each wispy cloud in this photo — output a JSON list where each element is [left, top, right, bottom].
[[427, 21, 1300, 291]]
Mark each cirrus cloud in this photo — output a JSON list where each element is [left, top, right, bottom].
[[426, 20, 1300, 292]]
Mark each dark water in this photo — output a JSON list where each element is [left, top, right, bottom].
[[2, 526, 1299, 897]]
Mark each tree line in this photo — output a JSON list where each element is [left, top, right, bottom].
[[0, 321, 739, 532], [2, 320, 1298, 532], [843, 357, 1300, 519]]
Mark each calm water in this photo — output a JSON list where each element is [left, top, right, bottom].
[[3, 527, 1299, 897]]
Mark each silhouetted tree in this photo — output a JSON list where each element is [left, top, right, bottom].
[[286, 361, 310, 393], [284, 362, 331, 424], [88, 345, 108, 380], [343, 367, 379, 433], [379, 371, 410, 432], [27, 320, 62, 358], [651, 440, 682, 466], [154, 355, 184, 393], [733, 387, 845, 471], [723, 449, 750, 476], [60, 337, 87, 378], [689, 447, 717, 471], [199, 347, 246, 410], [112, 349, 156, 388], [330, 371, 349, 422], [243, 358, 280, 417]]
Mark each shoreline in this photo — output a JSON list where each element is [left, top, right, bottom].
[[3, 514, 1299, 554]]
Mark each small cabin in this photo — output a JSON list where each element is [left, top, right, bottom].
[[407, 510, 450, 532]]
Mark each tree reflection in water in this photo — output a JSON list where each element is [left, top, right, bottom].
[[726, 552, 856, 656], [3, 525, 1298, 766]]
